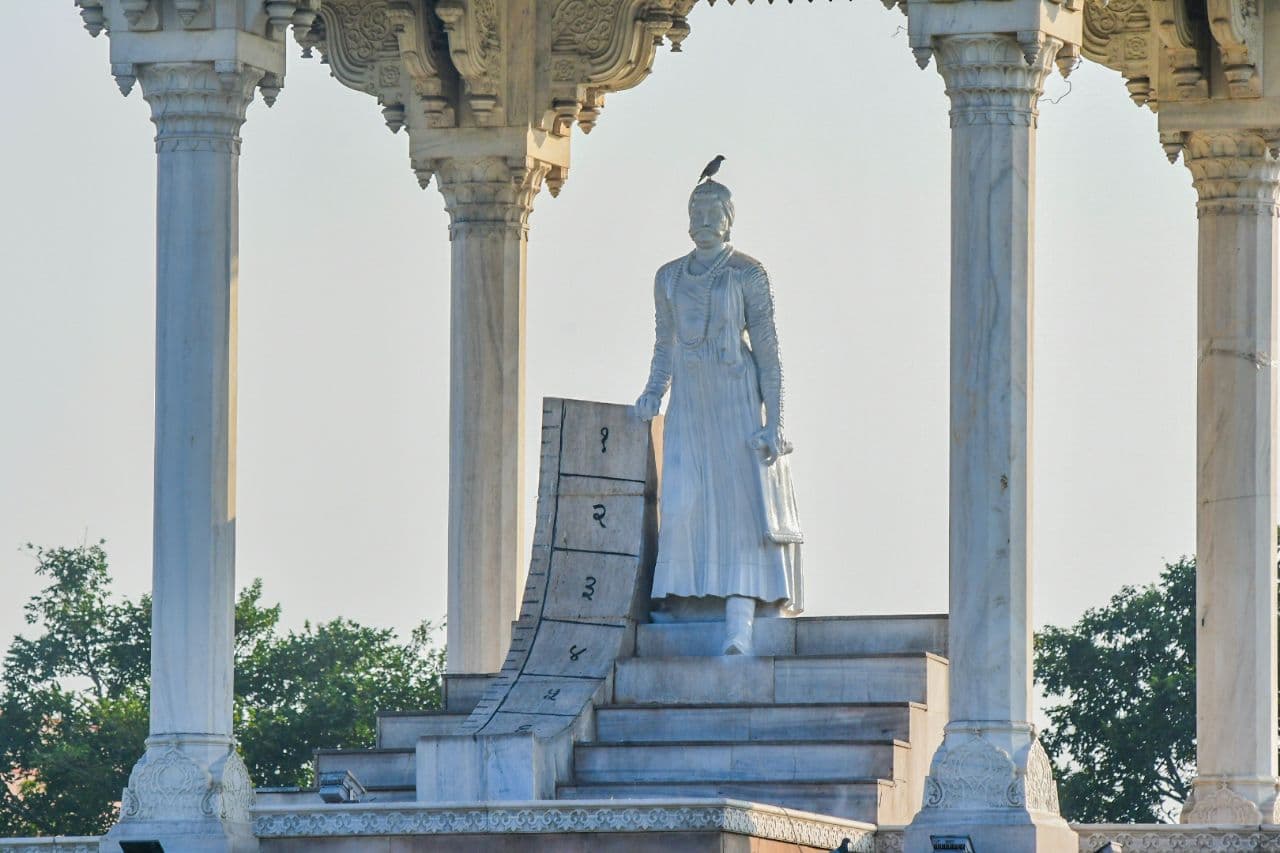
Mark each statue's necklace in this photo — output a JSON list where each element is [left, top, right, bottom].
[[677, 247, 732, 348]]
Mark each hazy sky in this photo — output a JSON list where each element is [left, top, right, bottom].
[[1, 3, 1199, 666]]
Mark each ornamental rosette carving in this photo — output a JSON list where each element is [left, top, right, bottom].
[[1083, 0, 1162, 106]]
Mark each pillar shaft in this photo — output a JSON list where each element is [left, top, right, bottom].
[[1181, 129, 1280, 824], [432, 156, 548, 675], [108, 61, 261, 853], [907, 33, 1075, 853]]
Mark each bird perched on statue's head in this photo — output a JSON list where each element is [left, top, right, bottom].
[[698, 154, 726, 184]]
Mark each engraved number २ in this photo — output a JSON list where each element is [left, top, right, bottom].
[[592, 504, 607, 528], [543, 688, 561, 701], [569, 645, 587, 661], [582, 575, 597, 601], [600, 426, 610, 453]]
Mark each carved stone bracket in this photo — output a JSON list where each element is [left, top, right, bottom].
[[546, 0, 694, 135], [1083, 0, 1164, 108], [1206, 0, 1262, 98], [303, 0, 458, 131], [435, 0, 503, 123], [920, 724, 1063, 816]]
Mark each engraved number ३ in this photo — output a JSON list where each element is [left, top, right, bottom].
[[582, 576, 597, 601]]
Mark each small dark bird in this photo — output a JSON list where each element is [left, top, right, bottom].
[[698, 154, 726, 183], [831, 839, 854, 853]]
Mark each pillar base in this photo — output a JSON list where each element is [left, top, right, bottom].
[[1181, 775, 1280, 824], [905, 723, 1076, 853], [905, 810, 1078, 853], [105, 735, 258, 853]]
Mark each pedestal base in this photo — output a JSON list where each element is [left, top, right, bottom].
[[904, 808, 1078, 853], [105, 735, 259, 853]]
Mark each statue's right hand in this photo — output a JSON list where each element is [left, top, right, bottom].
[[634, 392, 661, 422]]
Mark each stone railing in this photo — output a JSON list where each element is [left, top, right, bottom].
[[0, 840, 99, 853]]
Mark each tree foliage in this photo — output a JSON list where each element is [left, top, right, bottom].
[[0, 542, 444, 836], [1034, 557, 1196, 823]]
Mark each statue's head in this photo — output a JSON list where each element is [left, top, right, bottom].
[[688, 180, 734, 250]]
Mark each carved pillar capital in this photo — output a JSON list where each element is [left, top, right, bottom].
[[427, 155, 551, 234], [1179, 130, 1280, 216], [137, 62, 264, 153], [932, 34, 1062, 127]]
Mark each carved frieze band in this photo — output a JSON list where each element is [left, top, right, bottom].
[[252, 801, 876, 849], [1177, 130, 1280, 216], [136, 62, 265, 154], [932, 35, 1061, 128]]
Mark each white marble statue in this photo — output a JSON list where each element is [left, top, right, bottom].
[[635, 179, 803, 655]]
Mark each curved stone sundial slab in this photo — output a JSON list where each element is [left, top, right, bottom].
[[460, 397, 661, 737]]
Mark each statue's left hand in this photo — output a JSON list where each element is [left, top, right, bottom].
[[750, 424, 794, 466]]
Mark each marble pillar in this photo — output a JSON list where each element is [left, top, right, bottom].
[[1179, 129, 1280, 824], [905, 33, 1076, 853], [430, 156, 549, 675], [105, 61, 262, 853]]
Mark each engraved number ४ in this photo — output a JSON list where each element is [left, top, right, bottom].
[[569, 645, 587, 661], [592, 504, 607, 528], [582, 575, 597, 601]]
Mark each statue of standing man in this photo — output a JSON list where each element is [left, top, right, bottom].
[[635, 177, 803, 655]]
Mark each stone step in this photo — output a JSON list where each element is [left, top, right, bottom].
[[636, 615, 948, 658], [572, 739, 908, 784], [376, 710, 471, 748], [558, 779, 896, 824], [444, 672, 497, 713], [593, 701, 924, 744], [314, 748, 414, 791], [612, 653, 946, 706]]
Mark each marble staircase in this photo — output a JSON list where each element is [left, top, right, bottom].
[[284, 613, 947, 829], [559, 614, 947, 825]]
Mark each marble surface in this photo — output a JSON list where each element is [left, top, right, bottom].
[[1181, 130, 1280, 824]]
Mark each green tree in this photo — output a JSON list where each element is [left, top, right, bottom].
[[1034, 557, 1196, 823], [0, 542, 445, 836]]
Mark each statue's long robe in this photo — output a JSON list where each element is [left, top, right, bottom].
[[642, 246, 803, 612]]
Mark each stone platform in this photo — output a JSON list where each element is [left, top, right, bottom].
[[252, 799, 877, 852]]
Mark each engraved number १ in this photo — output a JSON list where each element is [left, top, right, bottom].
[[600, 426, 610, 453], [592, 504, 607, 528]]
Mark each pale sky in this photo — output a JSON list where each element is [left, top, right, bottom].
[[0, 3, 1198, 666]]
